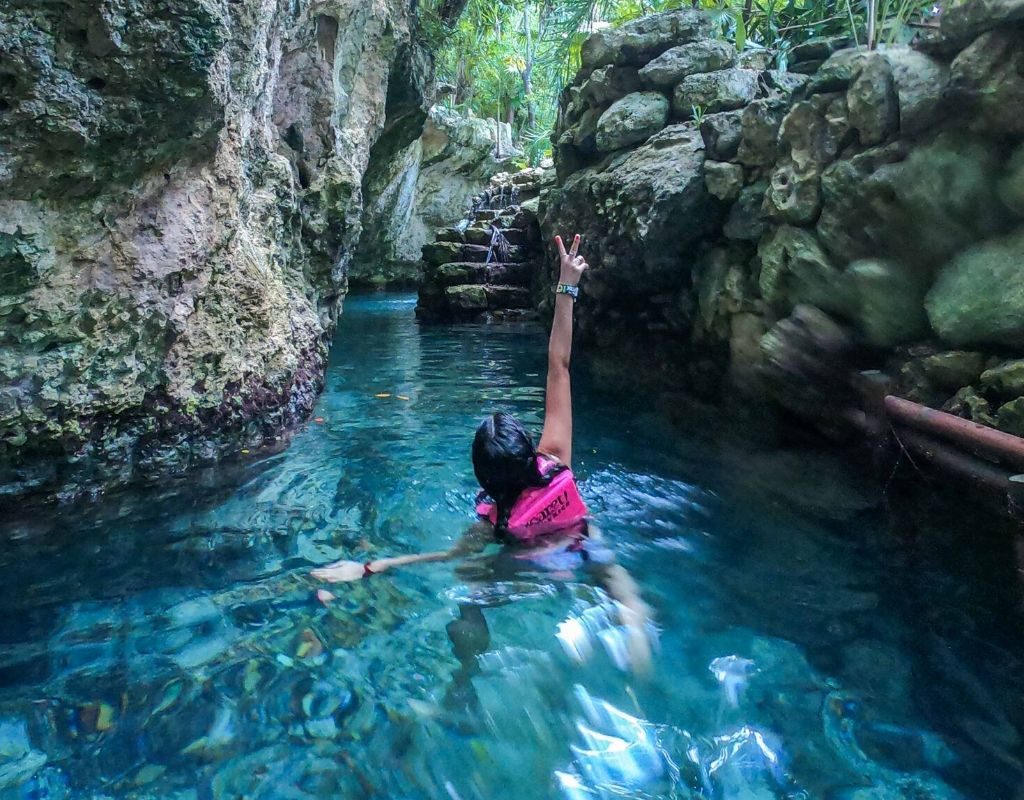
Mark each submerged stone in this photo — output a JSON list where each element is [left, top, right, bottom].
[[949, 29, 1024, 135], [848, 260, 930, 347]]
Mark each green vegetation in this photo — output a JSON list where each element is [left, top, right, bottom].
[[418, 0, 948, 165]]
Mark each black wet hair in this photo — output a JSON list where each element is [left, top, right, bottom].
[[472, 412, 561, 535]]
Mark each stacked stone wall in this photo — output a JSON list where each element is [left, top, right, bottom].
[[542, 2, 1024, 436]]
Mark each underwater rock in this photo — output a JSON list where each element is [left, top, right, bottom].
[[926, 229, 1024, 347], [595, 91, 670, 152], [638, 40, 736, 87]]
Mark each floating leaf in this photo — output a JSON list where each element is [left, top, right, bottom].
[[397, 395, 411, 401], [275, 653, 295, 668], [241, 449, 250, 454], [314, 417, 325, 423], [374, 393, 391, 398]]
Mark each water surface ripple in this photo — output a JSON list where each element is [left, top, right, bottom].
[[0, 293, 1021, 799]]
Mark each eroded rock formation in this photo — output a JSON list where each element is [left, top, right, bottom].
[[353, 106, 514, 285], [541, 4, 1024, 438], [0, 0, 427, 502]]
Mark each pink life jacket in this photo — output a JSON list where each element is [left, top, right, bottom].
[[476, 455, 588, 541]]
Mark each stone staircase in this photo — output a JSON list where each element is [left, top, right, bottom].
[[416, 168, 551, 323]]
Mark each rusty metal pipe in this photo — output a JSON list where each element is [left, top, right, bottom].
[[895, 427, 1013, 494], [884, 395, 1024, 470]]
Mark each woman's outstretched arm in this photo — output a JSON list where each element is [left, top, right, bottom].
[[310, 522, 495, 583], [538, 234, 588, 467]]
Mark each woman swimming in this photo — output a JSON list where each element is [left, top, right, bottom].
[[311, 234, 651, 671]]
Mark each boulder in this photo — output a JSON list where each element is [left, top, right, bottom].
[[596, 91, 670, 152], [981, 359, 1024, 396], [738, 50, 773, 70], [580, 9, 714, 73], [724, 181, 769, 240], [949, 29, 1024, 135], [790, 36, 853, 65], [818, 133, 1006, 267], [581, 66, 643, 106], [639, 40, 736, 87], [808, 48, 869, 93], [847, 53, 897, 146], [926, 229, 1024, 347], [929, 227, 1024, 346], [915, 351, 987, 390], [879, 47, 947, 137], [737, 98, 789, 166], [542, 124, 719, 292], [704, 161, 744, 201], [763, 71, 811, 95], [847, 259, 929, 346], [996, 397, 1024, 436], [445, 284, 488, 311], [571, 107, 604, 154], [941, 0, 1024, 43], [673, 69, 759, 116], [943, 386, 997, 427], [758, 226, 851, 314], [699, 110, 744, 160], [764, 159, 822, 224]]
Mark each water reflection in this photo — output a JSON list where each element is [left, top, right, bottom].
[[0, 293, 1019, 799]]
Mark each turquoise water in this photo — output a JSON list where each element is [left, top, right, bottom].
[[1, 293, 1021, 799]]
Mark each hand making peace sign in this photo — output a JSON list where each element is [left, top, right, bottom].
[[554, 233, 588, 286]]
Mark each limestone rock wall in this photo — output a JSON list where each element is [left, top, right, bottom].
[[541, 4, 1024, 436], [353, 106, 513, 285], [0, 0, 427, 502]]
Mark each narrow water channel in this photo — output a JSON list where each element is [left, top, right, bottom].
[[0, 293, 1020, 799]]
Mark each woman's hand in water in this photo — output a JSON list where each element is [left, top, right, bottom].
[[555, 234, 588, 286], [311, 559, 370, 582]]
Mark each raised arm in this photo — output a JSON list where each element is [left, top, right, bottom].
[[538, 234, 587, 467]]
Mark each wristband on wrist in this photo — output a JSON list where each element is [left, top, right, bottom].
[[555, 283, 579, 300]]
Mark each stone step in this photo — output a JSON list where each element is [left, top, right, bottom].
[[422, 241, 526, 266], [423, 261, 533, 287], [443, 284, 532, 312], [463, 226, 532, 247], [434, 227, 465, 243]]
